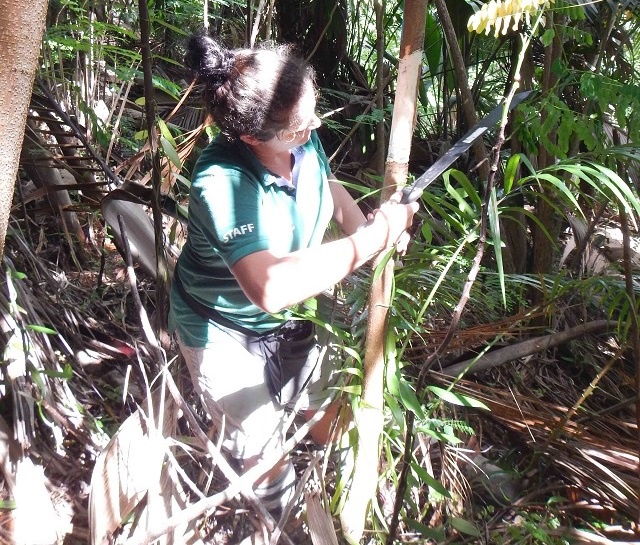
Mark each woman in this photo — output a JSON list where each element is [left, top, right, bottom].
[[169, 32, 419, 524]]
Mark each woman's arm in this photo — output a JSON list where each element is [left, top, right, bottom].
[[231, 199, 418, 313], [329, 176, 367, 235]]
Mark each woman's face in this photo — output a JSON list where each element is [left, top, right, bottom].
[[276, 81, 321, 148]]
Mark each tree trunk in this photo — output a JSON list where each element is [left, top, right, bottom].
[[501, 37, 534, 274], [340, 1, 428, 542], [0, 0, 49, 258], [531, 11, 562, 307]]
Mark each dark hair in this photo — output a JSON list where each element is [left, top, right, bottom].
[[185, 32, 315, 141]]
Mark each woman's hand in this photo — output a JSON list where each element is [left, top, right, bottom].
[[368, 190, 420, 251]]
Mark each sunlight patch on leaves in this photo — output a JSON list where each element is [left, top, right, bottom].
[[468, 0, 554, 36]]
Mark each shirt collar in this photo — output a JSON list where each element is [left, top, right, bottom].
[[268, 145, 306, 189]]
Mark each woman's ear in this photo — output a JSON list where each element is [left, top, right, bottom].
[[239, 134, 261, 146]]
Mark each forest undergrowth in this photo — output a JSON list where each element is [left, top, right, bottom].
[[1, 199, 639, 544]]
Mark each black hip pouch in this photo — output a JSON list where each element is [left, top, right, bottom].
[[258, 320, 320, 406]]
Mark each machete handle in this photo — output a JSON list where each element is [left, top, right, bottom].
[[400, 184, 422, 204]]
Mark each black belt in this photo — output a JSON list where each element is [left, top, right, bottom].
[[173, 267, 262, 337]]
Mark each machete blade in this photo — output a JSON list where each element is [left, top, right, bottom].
[[400, 90, 534, 204]]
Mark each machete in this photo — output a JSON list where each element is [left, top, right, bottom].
[[400, 90, 534, 204]]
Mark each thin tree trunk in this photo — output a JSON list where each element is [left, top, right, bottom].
[[531, 11, 561, 309], [434, 0, 489, 182], [0, 0, 49, 258], [138, 0, 170, 346], [340, 2, 428, 542]]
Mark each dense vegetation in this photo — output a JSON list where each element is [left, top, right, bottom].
[[2, 0, 640, 543]]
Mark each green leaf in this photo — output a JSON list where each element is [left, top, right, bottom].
[[398, 378, 426, 419], [532, 172, 584, 218], [386, 360, 400, 397], [172, 172, 191, 188], [157, 118, 177, 148], [427, 385, 489, 410], [540, 28, 555, 47], [503, 154, 521, 194], [556, 113, 575, 158], [422, 192, 467, 234], [444, 172, 476, 218], [35, 363, 73, 380], [160, 136, 182, 169], [418, 426, 463, 445], [0, 499, 17, 510], [333, 384, 361, 395], [152, 75, 181, 100], [384, 392, 405, 430], [423, 11, 443, 79], [149, 16, 189, 36], [406, 519, 446, 540], [421, 221, 433, 244], [518, 153, 538, 177], [355, 108, 386, 124], [177, 204, 189, 220], [451, 516, 481, 537], [371, 248, 395, 282], [411, 462, 452, 498], [340, 345, 362, 364], [589, 162, 640, 220], [488, 187, 506, 307], [338, 366, 363, 379], [27, 324, 57, 335], [448, 169, 482, 208]]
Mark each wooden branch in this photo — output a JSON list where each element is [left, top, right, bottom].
[[441, 320, 617, 377], [389, 23, 540, 541]]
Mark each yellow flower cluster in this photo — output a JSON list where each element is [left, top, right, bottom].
[[467, 0, 553, 36]]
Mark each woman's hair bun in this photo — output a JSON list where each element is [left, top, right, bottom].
[[185, 32, 235, 89]]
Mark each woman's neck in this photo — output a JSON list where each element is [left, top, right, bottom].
[[249, 145, 293, 182]]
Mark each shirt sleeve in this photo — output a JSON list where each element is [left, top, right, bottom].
[[187, 164, 271, 268]]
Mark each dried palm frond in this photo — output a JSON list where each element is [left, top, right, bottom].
[[306, 488, 339, 545], [88, 384, 178, 545], [431, 368, 640, 518]]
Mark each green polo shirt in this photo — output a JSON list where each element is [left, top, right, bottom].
[[169, 130, 334, 346]]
